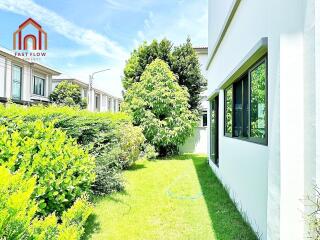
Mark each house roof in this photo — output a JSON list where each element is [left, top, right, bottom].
[[0, 46, 60, 75], [53, 75, 122, 100]]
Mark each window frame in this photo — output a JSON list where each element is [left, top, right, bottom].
[[223, 56, 268, 145], [11, 64, 23, 100], [33, 75, 45, 96], [248, 57, 268, 145], [224, 85, 233, 137]]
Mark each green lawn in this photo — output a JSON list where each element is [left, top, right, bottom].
[[83, 154, 258, 240]]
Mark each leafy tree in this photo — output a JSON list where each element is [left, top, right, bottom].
[[171, 38, 207, 111], [123, 38, 206, 112], [122, 59, 197, 156], [50, 81, 87, 109]]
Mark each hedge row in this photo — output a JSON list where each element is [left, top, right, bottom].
[[0, 104, 146, 239], [0, 104, 146, 195]]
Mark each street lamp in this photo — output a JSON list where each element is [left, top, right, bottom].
[[88, 68, 110, 111], [89, 68, 110, 90]]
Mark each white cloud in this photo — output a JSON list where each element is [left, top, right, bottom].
[[0, 0, 128, 61], [133, 0, 208, 47]]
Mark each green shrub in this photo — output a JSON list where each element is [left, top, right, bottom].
[[29, 196, 93, 240], [0, 119, 95, 216], [0, 104, 145, 195], [0, 166, 93, 240], [141, 143, 158, 160], [0, 166, 37, 239], [116, 124, 145, 169]]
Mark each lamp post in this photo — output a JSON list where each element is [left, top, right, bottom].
[[88, 68, 110, 111]]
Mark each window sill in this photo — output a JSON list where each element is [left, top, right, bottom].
[[223, 135, 268, 146]]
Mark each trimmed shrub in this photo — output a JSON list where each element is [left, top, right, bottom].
[[0, 104, 145, 195], [29, 196, 93, 240], [0, 119, 95, 216], [0, 166, 93, 240], [0, 167, 37, 239]]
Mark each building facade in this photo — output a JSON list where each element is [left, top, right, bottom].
[[52, 76, 122, 112], [0, 47, 60, 104], [207, 0, 320, 239], [180, 47, 208, 154]]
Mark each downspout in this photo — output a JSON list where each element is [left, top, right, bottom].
[[4, 57, 7, 99]]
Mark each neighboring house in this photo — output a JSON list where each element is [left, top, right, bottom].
[[0, 47, 60, 104], [180, 47, 208, 154], [52, 76, 122, 112], [207, 1, 320, 240]]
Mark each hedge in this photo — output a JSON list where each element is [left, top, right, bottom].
[[0, 104, 145, 195]]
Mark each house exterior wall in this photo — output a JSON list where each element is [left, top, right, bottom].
[[180, 49, 208, 154], [0, 53, 56, 103], [207, 0, 319, 239]]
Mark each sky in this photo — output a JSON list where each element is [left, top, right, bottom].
[[0, 0, 207, 97]]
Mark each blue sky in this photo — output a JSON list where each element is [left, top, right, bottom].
[[0, 0, 207, 97]]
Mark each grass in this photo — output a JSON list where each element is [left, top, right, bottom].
[[83, 154, 258, 240]]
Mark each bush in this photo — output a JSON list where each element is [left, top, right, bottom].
[[122, 59, 198, 156], [0, 104, 145, 195], [0, 167, 37, 239], [141, 143, 158, 160], [0, 119, 95, 216], [0, 166, 93, 240]]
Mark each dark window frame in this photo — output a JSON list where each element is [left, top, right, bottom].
[[33, 76, 45, 96], [12, 64, 23, 100], [223, 56, 268, 145], [224, 85, 233, 137]]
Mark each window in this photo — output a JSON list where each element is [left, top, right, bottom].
[[108, 98, 112, 111], [202, 112, 207, 127], [33, 76, 45, 96], [224, 86, 232, 136], [224, 57, 267, 144], [12, 65, 22, 100], [250, 60, 267, 141], [114, 99, 117, 112], [210, 96, 219, 166]]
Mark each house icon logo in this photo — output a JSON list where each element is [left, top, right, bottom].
[[13, 18, 47, 51]]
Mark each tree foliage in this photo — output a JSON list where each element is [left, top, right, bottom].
[[50, 81, 87, 109], [123, 38, 206, 112], [122, 59, 197, 156]]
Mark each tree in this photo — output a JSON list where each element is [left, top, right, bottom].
[[122, 59, 197, 156], [49, 81, 87, 109], [122, 38, 206, 113]]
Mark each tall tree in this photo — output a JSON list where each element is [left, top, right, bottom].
[[122, 38, 206, 113], [122, 59, 197, 156]]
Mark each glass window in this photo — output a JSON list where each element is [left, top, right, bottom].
[[12, 65, 22, 100], [223, 56, 267, 144], [233, 80, 243, 137], [202, 112, 207, 127], [224, 86, 232, 136], [108, 99, 112, 111], [33, 76, 45, 96], [250, 60, 267, 140]]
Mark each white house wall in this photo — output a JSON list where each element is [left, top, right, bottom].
[[0, 55, 5, 97], [208, 0, 268, 238], [208, 0, 320, 239]]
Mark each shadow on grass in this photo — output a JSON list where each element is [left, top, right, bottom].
[[81, 214, 100, 240], [187, 154, 258, 240], [127, 163, 146, 171]]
